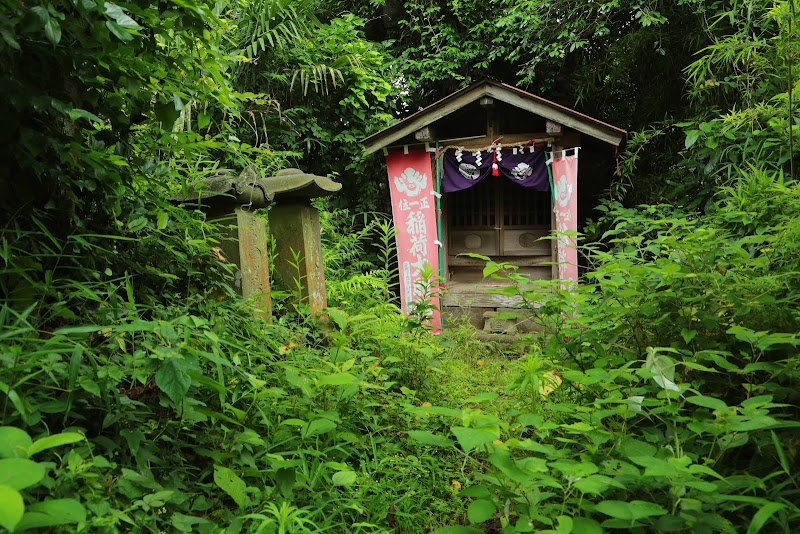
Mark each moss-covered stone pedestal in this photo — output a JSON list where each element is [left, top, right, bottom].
[[212, 209, 272, 318], [172, 166, 273, 318], [263, 169, 341, 314], [173, 166, 341, 317]]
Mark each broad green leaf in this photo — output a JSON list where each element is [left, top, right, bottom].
[[155, 357, 192, 405], [644, 350, 680, 392], [326, 308, 348, 330], [30, 6, 49, 24], [618, 437, 657, 458], [595, 500, 666, 521], [720, 434, 750, 451], [154, 100, 180, 125], [684, 129, 700, 148], [317, 372, 358, 386], [483, 262, 505, 278], [0, 28, 20, 50], [727, 325, 761, 345], [571, 517, 603, 534], [728, 416, 780, 432], [331, 471, 357, 486], [79, 378, 101, 396], [104, 3, 126, 19], [67, 108, 103, 124], [408, 405, 463, 418], [127, 216, 148, 232], [0, 383, 38, 425], [52, 325, 104, 336], [654, 514, 686, 531], [301, 418, 337, 438], [275, 467, 295, 499], [553, 516, 573, 533], [451, 426, 499, 453], [156, 211, 169, 230], [407, 431, 454, 448], [14, 498, 86, 530], [467, 499, 496, 524], [197, 113, 211, 129], [28, 432, 83, 457], [463, 392, 498, 404], [680, 328, 697, 344], [142, 490, 175, 508], [549, 460, 598, 478], [280, 418, 306, 427], [114, 12, 141, 29], [627, 395, 644, 413], [461, 485, 491, 498], [172, 513, 214, 532], [0, 427, 32, 458], [44, 19, 61, 45], [104, 2, 141, 29], [0, 485, 24, 531], [573, 475, 624, 495], [284, 368, 313, 397], [630, 456, 676, 477], [0, 459, 45, 489], [213, 465, 248, 509], [685, 395, 728, 411]]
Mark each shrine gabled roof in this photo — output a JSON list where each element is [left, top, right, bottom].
[[361, 80, 626, 154]]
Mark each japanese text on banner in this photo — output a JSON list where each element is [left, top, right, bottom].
[[385, 150, 442, 330]]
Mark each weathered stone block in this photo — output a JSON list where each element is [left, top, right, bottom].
[[268, 204, 327, 313], [212, 208, 271, 319]]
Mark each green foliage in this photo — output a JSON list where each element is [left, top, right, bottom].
[[1, 280, 465, 531], [4, 0, 800, 532], [0, 0, 244, 222], [0, 428, 87, 532], [425, 169, 800, 532], [321, 209, 397, 312], [673, 1, 800, 205], [0, 0, 458, 530], [235, 5, 396, 212]]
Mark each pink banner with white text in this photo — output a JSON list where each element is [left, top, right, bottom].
[[551, 152, 579, 288], [386, 150, 442, 330]]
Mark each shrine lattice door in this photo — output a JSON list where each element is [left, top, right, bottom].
[[447, 177, 551, 259]]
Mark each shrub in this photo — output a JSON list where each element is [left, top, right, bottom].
[[417, 170, 800, 533]]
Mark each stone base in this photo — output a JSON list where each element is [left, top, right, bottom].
[[441, 306, 484, 329], [483, 311, 518, 335], [443, 305, 543, 334], [497, 308, 542, 333]]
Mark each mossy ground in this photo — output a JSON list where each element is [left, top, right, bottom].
[[430, 326, 530, 415]]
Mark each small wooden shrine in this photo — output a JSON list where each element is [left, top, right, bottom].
[[361, 80, 625, 331]]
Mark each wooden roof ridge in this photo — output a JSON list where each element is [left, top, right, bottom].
[[361, 79, 627, 154]]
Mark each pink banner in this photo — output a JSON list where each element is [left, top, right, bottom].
[[385, 149, 442, 330], [551, 153, 579, 287]]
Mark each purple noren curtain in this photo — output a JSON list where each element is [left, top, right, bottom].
[[441, 147, 549, 193]]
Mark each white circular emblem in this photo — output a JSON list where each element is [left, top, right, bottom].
[[511, 162, 532, 180], [458, 163, 480, 180]]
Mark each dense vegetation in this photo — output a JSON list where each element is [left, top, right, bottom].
[[1, 0, 799, 532]]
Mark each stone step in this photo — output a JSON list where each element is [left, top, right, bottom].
[[482, 311, 518, 335]]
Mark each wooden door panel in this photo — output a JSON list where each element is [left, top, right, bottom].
[[449, 230, 498, 256], [502, 228, 551, 256]]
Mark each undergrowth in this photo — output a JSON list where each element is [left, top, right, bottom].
[[416, 169, 800, 533], [0, 205, 464, 531]]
